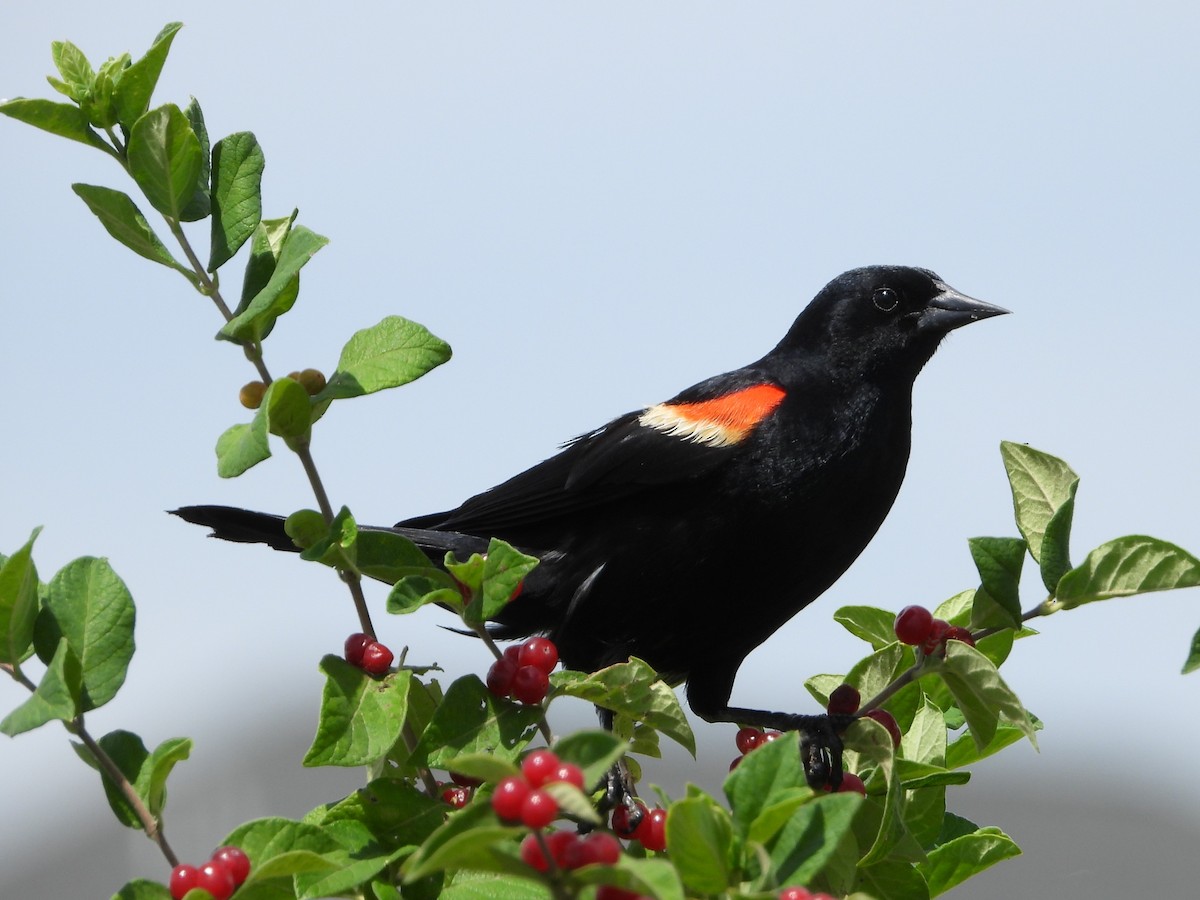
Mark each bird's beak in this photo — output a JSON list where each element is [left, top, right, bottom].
[[920, 282, 1010, 333]]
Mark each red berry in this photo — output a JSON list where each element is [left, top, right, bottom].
[[210, 846, 250, 886], [779, 889, 815, 900], [922, 618, 952, 655], [486, 658, 517, 697], [491, 775, 531, 822], [864, 709, 902, 748], [545, 830, 577, 867], [735, 726, 763, 754], [518, 636, 559, 674], [638, 807, 668, 852], [521, 749, 561, 787], [837, 772, 867, 796], [827, 683, 861, 716], [503, 644, 523, 664], [509, 580, 525, 602], [519, 832, 550, 871], [520, 788, 559, 829], [597, 887, 645, 900], [195, 861, 236, 900], [169, 864, 200, 900], [945, 625, 976, 647], [344, 632, 371, 666], [729, 755, 743, 771], [574, 831, 621, 866], [551, 761, 585, 790], [894, 605, 934, 645], [361, 641, 394, 675], [611, 800, 648, 837], [762, 730, 783, 742], [441, 784, 472, 808], [512, 665, 550, 704]]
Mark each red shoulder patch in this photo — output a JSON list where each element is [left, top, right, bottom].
[[638, 383, 786, 447]]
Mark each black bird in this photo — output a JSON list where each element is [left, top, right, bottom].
[[175, 265, 1006, 785]]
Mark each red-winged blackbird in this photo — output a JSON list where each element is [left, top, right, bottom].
[[175, 265, 1006, 784]]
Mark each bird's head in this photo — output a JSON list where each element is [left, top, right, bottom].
[[774, 265, 1009, 382]]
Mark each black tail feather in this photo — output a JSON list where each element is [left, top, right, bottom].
[[170, 506, 297, 552]]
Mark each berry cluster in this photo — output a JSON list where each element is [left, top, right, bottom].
[[610, 801, 668, 852], [728, 726, 783, 770], [894, 605, 975, 655], [490, 749, 585, 829], [238, 368, 327, 410], [344, 632, 394, 675], [519, 829, 621, 871], [169, 846, 250, 900], [487, 636, 559, 704], [779, 887, 837, 900]]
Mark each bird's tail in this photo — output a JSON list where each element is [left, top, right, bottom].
[[171, 505, 493, 562], [171, 505, 297, 551]]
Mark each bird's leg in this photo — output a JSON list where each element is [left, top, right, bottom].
[[686, 665, 852, 790], [595, 705, 643, 832]]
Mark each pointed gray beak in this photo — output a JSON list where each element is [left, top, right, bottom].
[[919, 282, 1010, 333]]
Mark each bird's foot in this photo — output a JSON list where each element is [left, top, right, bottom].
[[776, 712, 854, 791]]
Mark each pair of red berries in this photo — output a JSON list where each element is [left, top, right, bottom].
[[344, 632, 394, 675], [487, 636, 559, 704], [610, 801, 668, 852], [440, 770, 481, 808], [491, 749, 586, 829], [728, 726, 783, 770], [519, 829, 622, 871], [894, 605, 976, 655], [169, 846, 250, 900]]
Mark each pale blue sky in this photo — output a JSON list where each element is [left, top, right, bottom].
[[3, 3, 1199, 896]]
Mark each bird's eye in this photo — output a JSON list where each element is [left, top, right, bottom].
[[872, 287, 900, 312]]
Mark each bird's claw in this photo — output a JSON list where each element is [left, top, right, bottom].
[[798, 713, 850, 791]]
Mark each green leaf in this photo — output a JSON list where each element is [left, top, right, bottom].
[[918, 827, 1020, 897], [665, 794, 734, 894], [317, 776, 445, 850], [415, 675, 542, 768], [549, 658, 695, 755], [936, 642, 1036, 750], [403, 801, 525, 881], [0, 527, 42, 666], [846, 641, 910, 700], [0, 637, 81, 736], [295, 820, 407, 900], [0, 98, 113, 153], [236, 213, 295, 316], [298, 507, 358, 569], [967, 537, 1025, 629], [724, 731, 807, 837], [33, 557, 135, 711], [900, 698, 948, 767], [71, 184, 196, 282], [315, 316, 452, 402], [440, 874, 550, 900], [772, 794, 863, 887], [215, 409, 271, 478], [264, 376, 312, 444], [855, 860, 931, 900], [834, 605, 900, 650], [209, 131, 265, 270], [114, 23, 183, 130], [1055, 535, 1200, 608], [112, 879, 172, 900], [550, 729, 626, 790], [439, 752, 520, 785], [999, 442, 1078, 569], [355, 530, 440, 584], [178, 97, 211, 221], [220, 818, 340, 900], [1039, 484, 1077, 592], [220, 224, 328, 343], [144, 736, 192, 818], [82, 53, 128, 129], [50, 40, 95, 99], [127, 104, 204, 220], [945, 719, 1041, 770], [1184, 627, 1200, 675], [387, 576, 462, 616], [542, 780, 601, 825], [573, 855, 686, 900], [304, 656, 410, 767], [468, 540, 539, 624], [91, 730, 152, 828]]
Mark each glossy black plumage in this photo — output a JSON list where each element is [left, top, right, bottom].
[[175, 265, 1006, 775]]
